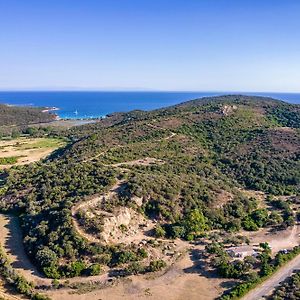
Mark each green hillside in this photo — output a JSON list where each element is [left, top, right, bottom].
[[0, 104, 56, 136], [0, 95, 299, 279]]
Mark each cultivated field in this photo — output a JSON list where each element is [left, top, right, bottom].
[[0, 137, 66, 169]]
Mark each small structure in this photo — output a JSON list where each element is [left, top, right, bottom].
[[226, 245, 256, 259]]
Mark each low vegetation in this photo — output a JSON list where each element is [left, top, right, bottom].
[[219, 245, 300, 299], [0, 137, 67, 169], [0, 104, 56, 137], [267, 270, 300, 300], [0, 95, 299, 295], [0, 244, 50, 299], [0, 156, 19, 165]]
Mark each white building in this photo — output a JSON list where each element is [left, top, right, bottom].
[[226, 245, 257, 259]]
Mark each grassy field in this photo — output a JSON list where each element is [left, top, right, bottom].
[[0, 137, 66, 169]]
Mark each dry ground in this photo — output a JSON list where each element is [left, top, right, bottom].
[[45, 240, 230, 300], [244, 225, 300, 254], [33, 119, 97, 129], [2, 211, 300, 300], [0, 213, 228, 300], [0, 137, 66, 169]]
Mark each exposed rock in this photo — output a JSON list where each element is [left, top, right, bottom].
[[221, 105, 238, 116], [100, 207, 149, 243], [132, 196, 143, 207]]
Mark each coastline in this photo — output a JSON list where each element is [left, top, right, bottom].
[[40, 106, 104, 122], [41, 106, 60, 113], [2, 91, 299, 123], [40, 105, 106, 121]]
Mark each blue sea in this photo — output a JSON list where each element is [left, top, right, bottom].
[[0, 91, 299, 119]]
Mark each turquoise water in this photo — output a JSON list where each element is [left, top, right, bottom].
[[0, 91, 299, 119]]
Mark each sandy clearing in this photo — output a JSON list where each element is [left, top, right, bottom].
[[243, 225, 300, 254], [46, 245, 228, 300], [71, 180, 125, 243], [0, 290, 22, 300], [110, 157, 164, 167], [72, 179, 157, 245]]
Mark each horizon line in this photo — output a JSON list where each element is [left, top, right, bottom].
[[0, 89, 300, 94]]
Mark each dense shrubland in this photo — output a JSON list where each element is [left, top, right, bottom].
[[0, 95, 299, 278], [0, 104, 55, 127], [0, 104, 56, 137]]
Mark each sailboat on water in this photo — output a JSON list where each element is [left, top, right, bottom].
[[74, 109, 78, 116]]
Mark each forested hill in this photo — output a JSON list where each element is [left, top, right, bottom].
[[0, 103, 56, 127], [0, 94, 299, 279]]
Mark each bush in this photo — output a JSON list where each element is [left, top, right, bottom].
[[205, 242, 225, 256], [124, 262, 144, 275], [68, 261, 86, 277], [170, 225, 186, 239], [43, 265, 61, 279], [154, 224, 166, 238], [137, 248, 148, 259], [85, 263, 102, 276], [36, 248, 58, 268], [32, 293, 52, 300], [0, 245, 50, 299], [147, 260, 167, 272], [0, 156, 18, 165], [242, 216, 259, 231]]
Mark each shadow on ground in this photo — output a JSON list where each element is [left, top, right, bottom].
[[183, 248, 237, 292], [3, 214, 46, 278]]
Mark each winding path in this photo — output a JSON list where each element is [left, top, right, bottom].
[[71, 179, 124, 243], [0, 213, 110, 287]]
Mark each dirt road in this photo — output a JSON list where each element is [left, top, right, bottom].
[[241, 253, 300, 300], [0, 290, 22, 300], [0, 213, 109, 286], [0, 214, 50, 285], [0, 213, 228, 300]]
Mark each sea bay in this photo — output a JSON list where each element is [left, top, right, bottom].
[[0, 91, 299, 119]]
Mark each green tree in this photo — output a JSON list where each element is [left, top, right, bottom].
[[184, 209, 208, 237], [36, 248, 58, 268]]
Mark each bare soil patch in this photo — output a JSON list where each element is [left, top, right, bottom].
[[46, 243, 228, 300], [72, 179, 157, 245], [243, 225, 300, 254], [0, 137, 65, 169], [110, 157, 164, 167], [0, 214, 51, 286]]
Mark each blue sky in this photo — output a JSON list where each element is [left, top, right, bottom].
[[0, 0, 299, 91]]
